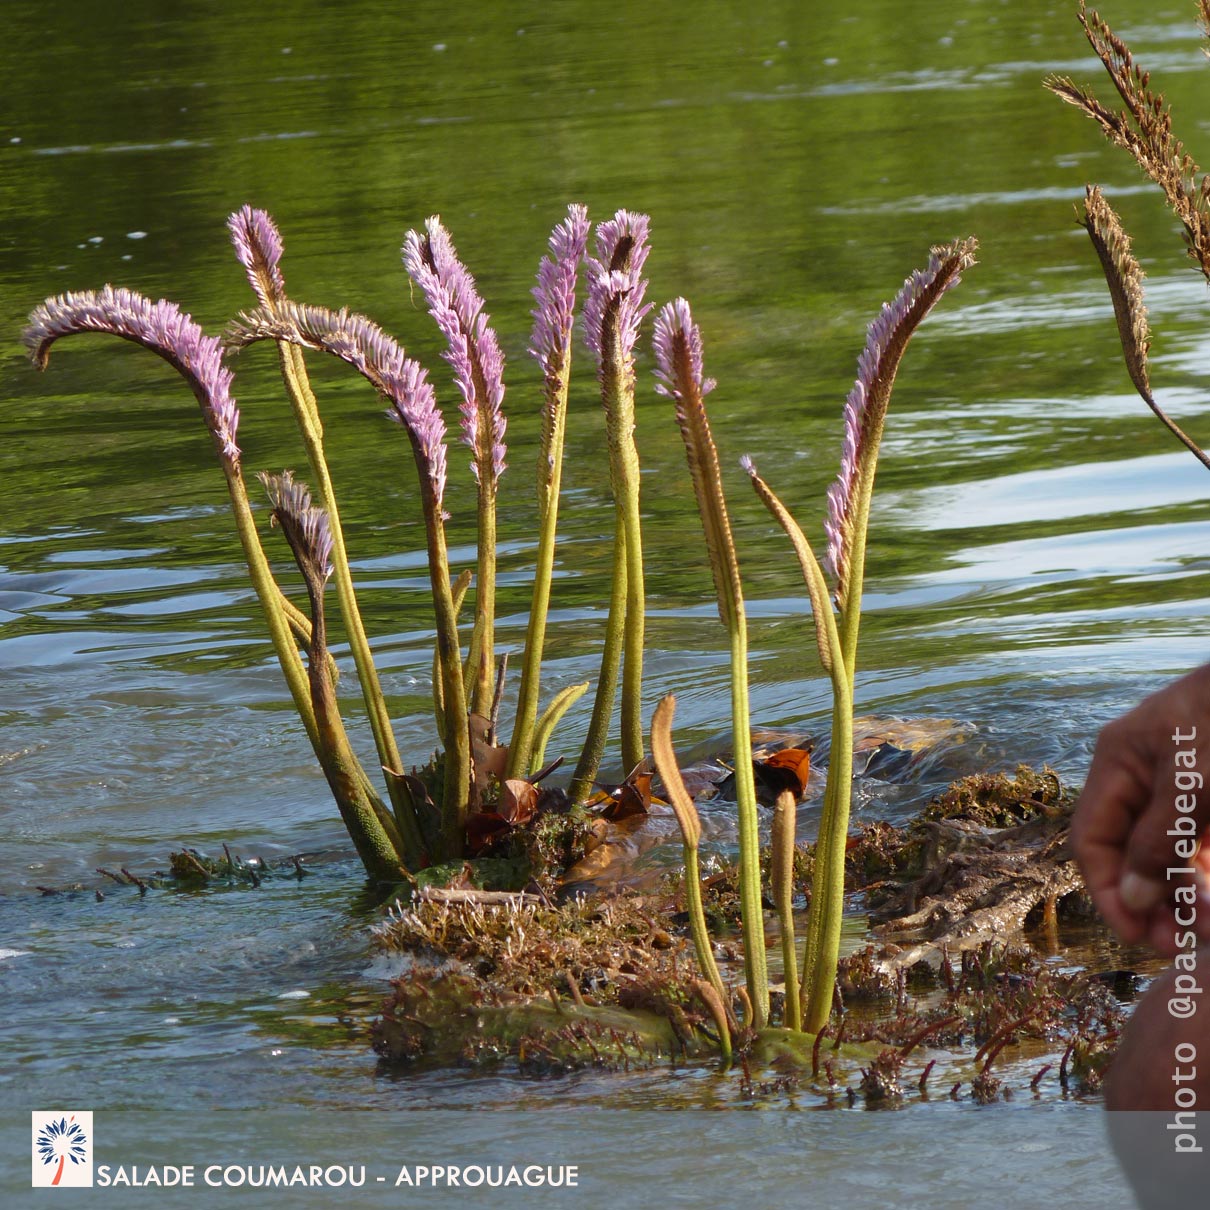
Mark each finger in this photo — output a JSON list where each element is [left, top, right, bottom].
[[1093, 883, 1149, 945], [1073, 735, 1154, 931], [1121, 763, 1203, 894]]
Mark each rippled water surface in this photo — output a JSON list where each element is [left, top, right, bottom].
[[2, 0, 1205, 1202]]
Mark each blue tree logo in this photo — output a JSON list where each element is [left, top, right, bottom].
[[35, 1116, 88, 1187]]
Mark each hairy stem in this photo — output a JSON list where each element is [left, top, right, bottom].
[[569, 523, 628, 804], [470, 482, 498, 717], [743, 458, 850, 1034], [608, 356, 646, 772], [619, 462, 646, 773], [592, 304, 646, 776], [800, 463, 866, 1034], [729, 621, 769, 1028], [529, 681, 589, 775], [416, 475, 471, 857], [772, 789, 801, 1031], [279, 589, 341, 687], [799, 680, 853, 1034], [275, 342, 423, 866], [435, 570, 473, 748], [507, 363, 572, 779]]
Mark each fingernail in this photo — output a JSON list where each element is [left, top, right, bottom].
[[1120, 871, 1165, 911]]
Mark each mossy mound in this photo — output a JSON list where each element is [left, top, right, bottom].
[[368, 763, 1133, 1102], [371, 889, 720, 1069], [847, 766, 1091, 964]]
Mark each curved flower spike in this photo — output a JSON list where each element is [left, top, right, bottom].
[[1082, 185, 1150, 400], [227, 301, 448, 507], [654, 297, 768, 1028], [1080, 186, 1210, 469], [259, 469, 334, 586], [402, 216, 507, 486], [227, 206, 286, 310], [24, 286, 240, 464], [824, 237, 977, 603]]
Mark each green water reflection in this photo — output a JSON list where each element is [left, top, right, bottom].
[[0, 0, 1207, 1157]]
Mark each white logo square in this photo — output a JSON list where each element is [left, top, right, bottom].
[[31, 1112, 93, 1188]]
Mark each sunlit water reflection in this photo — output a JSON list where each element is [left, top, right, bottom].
[[0, 0, 1203, 1198]]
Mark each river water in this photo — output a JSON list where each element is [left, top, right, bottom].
[[2, 0, 1207, 1204]]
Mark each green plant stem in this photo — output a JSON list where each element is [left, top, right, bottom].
[[435, 570, 473, 748], [470, 485, 497, 718], [275, 343, 423, 867], [799, 679, 853, 1034], [568, 524, 628, 804], [683, 845, 730, 1029], [605, 353, 646, 773], [279, 590, 340, 687], [529, 681, 588, 775], [221, 462, 320, 748], [604, 328, 646, 773], [618, 462, 646, 773], [507, 366, 571, 780], [772, 790, 801, 1031], [728, 621, 769, 1029], [799, 462, 869, 1035], [296, 551, 407, 883], [414, 476, 471, 858]]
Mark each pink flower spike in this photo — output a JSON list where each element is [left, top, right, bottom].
[[530, 204, 590, 381], [824, 238, 977, 599], [402, 216, 507, 487], [653, 297, 717, 402], [583, 209, 652, 375], [24, 285, 240, 463], [227, 301, 448, 507], [227, 206, 286, 310]]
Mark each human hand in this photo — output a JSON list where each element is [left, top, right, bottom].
[[1073, 662, 1210, 954]]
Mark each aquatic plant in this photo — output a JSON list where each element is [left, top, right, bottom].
[[226, 300, 472, 857], [650, 694, 733, 1055], [228, 208, 425, 864], [742, 238, 977, 1033], [22, 288, 406, 878], [507, 204, 592, 779], [653, 297, 769, 1028], [24, 205, 637, 878], [1046, 0, 1210, 466], [404, 217, 508, 716], [24, 207, 984, 1053], [568, 210, 653, 803]]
